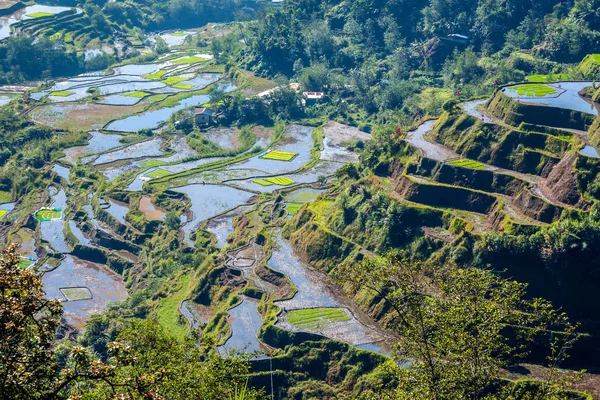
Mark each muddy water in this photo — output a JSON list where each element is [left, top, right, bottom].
[[42, 255, 127, 330], [62, 131, 123, 165], [139, 195, 165, 221], [206, 205, 254, 248], [171, 184, 254, 247], [217, 296, 264, 357], [40, 188, 69, 254]]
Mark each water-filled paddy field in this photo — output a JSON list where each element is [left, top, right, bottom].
[[171, 184, 254, 247], [42, 255, 127, 330], [503, 81, 600, 115]]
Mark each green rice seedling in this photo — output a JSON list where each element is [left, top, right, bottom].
[[140, 160, 167, 168], [49, 91, 74, 97], [253, 179, 273, 186], [173, 83, 193, 89], [123, 91, 149, 98], [507, 84, 556, 97], [60, 287, 92, 301], [265, 177, 295, 186], [146, 169, 171, 178], [260, 150, 298, 161], [27, 12, 54, 18], [143, 70, 167, 80]]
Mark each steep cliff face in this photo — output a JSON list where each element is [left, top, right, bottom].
[[544, 153, 589, 208]]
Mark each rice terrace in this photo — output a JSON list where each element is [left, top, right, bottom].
[[1, 1, 600, 398]]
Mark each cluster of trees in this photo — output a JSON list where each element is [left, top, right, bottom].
[[0, 36, 80, 84], [0, 245, 262, 399], [238, 0, 600, 123]]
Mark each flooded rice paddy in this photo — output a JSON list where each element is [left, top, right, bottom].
[[268, 232, 338, 310], [105, 83, 235, 132], [172, 184, 254, 247], [504, 82, 599, 115], [104, 198, 130, 224], [225, 125, 314, 175], [206, 205, 254, 248], [52, 164, 70, 184], [40, 188, 69, 254], [580, 145, 600, 158], [69, 220, 92, 246], [42, 255, 127, 330], [217, 296, 264, 357], [93, 137, 164, 165]]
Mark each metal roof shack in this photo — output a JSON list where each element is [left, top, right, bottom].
[[302, 91, 324, 106]]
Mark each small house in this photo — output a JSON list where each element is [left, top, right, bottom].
[[194, 108, 214, 126], [302, 92, 324, 106]]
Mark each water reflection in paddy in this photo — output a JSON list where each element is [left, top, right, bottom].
[[93, 137, 164, 165], [217, 296, 264, 357], [40, 188, 69, 254], [580, 145, 600, 158], [268, 231, 338, 310], [504, 82, 599, 116], [105, 199, 129, 224], [105, 83, 236, 132], [52, 164, 70, 184], [0, 5, 77, 41], [225, 125, 314, 175], [42, 255, 127, 330], [206, 205, 254, 248], [69, 220, 91, 246], [171, 184, 254, 247], [61, 131, 122, 165]]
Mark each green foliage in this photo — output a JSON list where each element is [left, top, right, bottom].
[[339, 252, 578, 399]]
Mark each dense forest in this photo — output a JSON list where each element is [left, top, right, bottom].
[[1, 0, 600, 398]]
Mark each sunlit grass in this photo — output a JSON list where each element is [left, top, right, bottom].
[[526, 74, 569, 82]]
